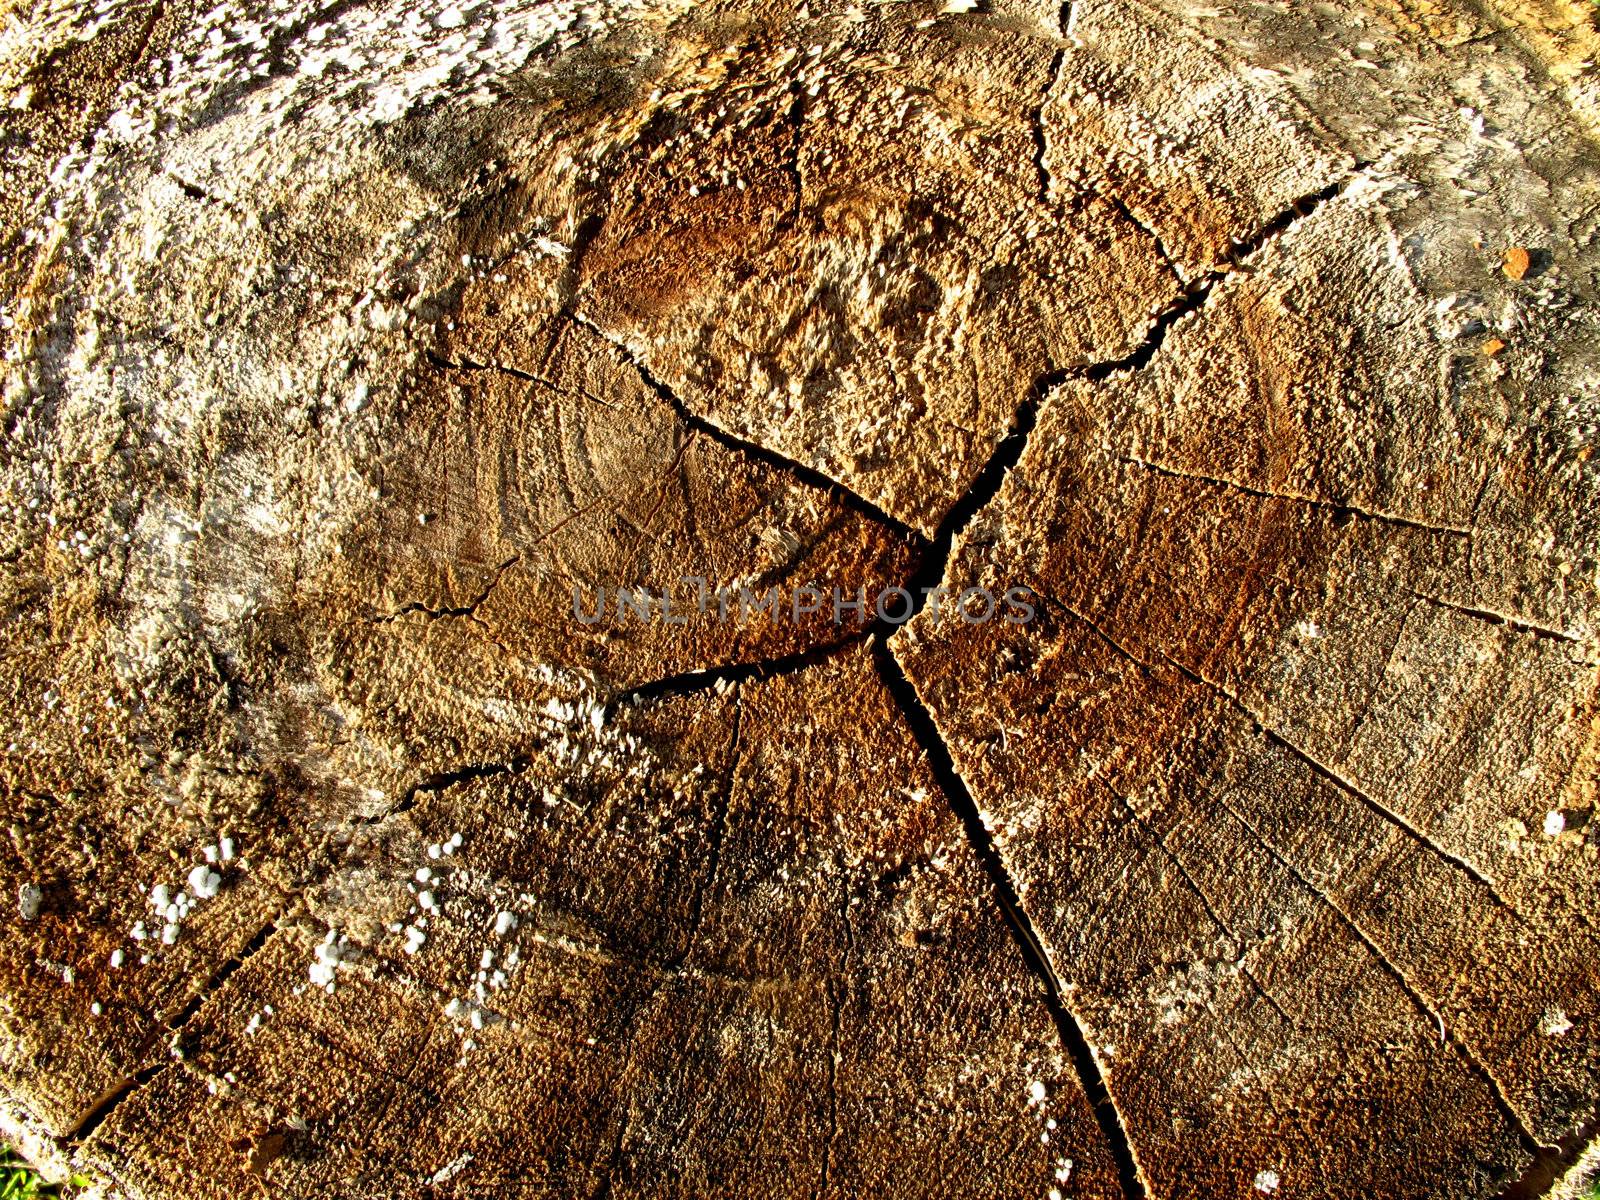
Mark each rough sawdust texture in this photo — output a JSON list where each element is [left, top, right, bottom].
[[1, 0, 1600, 1197]]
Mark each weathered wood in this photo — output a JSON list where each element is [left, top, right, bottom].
[[2, 0, 1599, 1196]]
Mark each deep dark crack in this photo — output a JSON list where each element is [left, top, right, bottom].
[[364, 756, 532, 825], [873, 639, 1149, 1200], [619, 629, 871, 706], [1082, 166, 1371, 382]]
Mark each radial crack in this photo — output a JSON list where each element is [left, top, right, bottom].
[[62, 1064, 168, 1143], [1119, 454, 1473, 537], [362, 756, 533, 826], [160, 914, 284, 1031], [1031, 35, 1067, 208], [425, 349, 619, 410], [1209, 790, 1545, 1154], [874, 639, 1148, 1200], [1101, 191, 1184, 286], [1159, 651, 1524, 917], [1110, 785, 1295, 1028], [68, 914, 285, 1142], [563, 310, 927, 547], [619, 630, 870, 706], [1409, 589, 1584, 646]]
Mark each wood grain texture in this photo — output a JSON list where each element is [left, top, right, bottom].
[[1, 0, 1599, 1196]]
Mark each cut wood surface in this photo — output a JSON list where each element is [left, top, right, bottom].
[[2, 0, 1600, 1196]]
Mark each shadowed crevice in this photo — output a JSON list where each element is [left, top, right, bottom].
[[362, 757, 534, 828], [1499, 1105, 1600, 1199], [62, 1064, 168, 1143]]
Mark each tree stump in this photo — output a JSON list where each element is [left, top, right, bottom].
[[2, 0, 1600, 1196]]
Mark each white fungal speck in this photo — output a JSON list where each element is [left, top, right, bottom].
[[1027, 1079, 1046, 1105], [17, 884, 41, 921], [493, 911, 516, 937], [1254, 1169, 1281, 1193], [1544, 810, 1566, 836], [309, 932, 352, 990], [1541, 1008, 1573, 1037], [187, 864, 222, 900], [110, 949, 125, 968], [90, 1002, 102, 1016]]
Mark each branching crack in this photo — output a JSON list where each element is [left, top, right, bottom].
[[1078, 165, 1372, 384], [564, 310, 927, 547], [1210, 791, 1545, 1155], [378, 151, 1382, 1200]]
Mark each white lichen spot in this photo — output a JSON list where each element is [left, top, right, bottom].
[[17, 884, 41, 921], [1543, 810, 1566, 837], [1254, 1169, 1281, 1193]]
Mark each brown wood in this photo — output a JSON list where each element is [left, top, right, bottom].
[[2, 0, 1599, 1196]]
